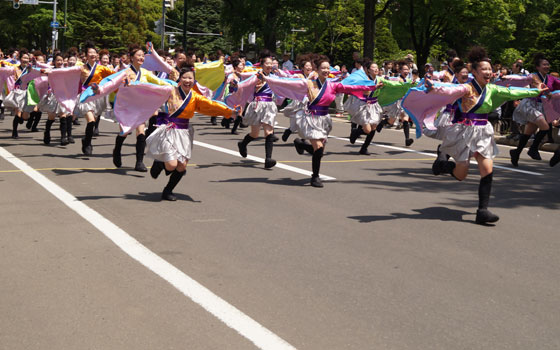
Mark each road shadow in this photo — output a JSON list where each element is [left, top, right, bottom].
[[76, 192, 201, 203], [349, 206, 472, 224], [213, 176, 310, 187]]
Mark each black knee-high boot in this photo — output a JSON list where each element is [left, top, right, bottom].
[[432, 158, 456, 176], [476, 172, 499, 224], [311, 147, 324, 187], [550, 148, 560, 167], [294, 138, 314, 155], [12, 115, 22, 138], [66, 115, 74, 143], [135, 134, 147, 172], [82, 121, 95, 155], [150, 160, 165, 179], [238, 134, 254, 158], [60, 117, 68, 145], [281, 128, 292, 142], [25, 112, 35, 129], [31, 111, 42, 132], [112, 135, 126, 167], [162, 169, 186, 201], [527, 130, 548, 160], [547, 123, 554, 143], [403, 121, 413, 146], [231, 116, 242, 134], [349, 126, 364, 144], [510, 133, 530, 166], [93, 116, 101, 136], [43, 119, 55, 144], [0, 100, 4, 120], [264, 134, 276, 168], [146, 115, 157, 138], [210, 116, 217, 125], [376, 118, 387, 133], [360, 131, 375, 155]]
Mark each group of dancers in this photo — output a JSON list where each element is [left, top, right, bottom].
[[1, 43, 559, 225]]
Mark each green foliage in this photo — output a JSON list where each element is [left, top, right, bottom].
[[535, 4, 560, 72]]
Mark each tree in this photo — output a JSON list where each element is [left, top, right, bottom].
[[363, 0, 395, 60], [535, 4, 560, 72]]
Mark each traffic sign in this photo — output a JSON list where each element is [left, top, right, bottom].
[[50, 21, 60, 28]]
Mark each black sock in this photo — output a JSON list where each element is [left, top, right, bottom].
[[45, 119, 54, 132], [516, 133, 530, 151], [362, 131, 375, 149], [530, 130, 548, 151], [60, 117, 67, 138], [66, 116, 73, 137], [403, 121, 410, 140], [94, 116, 101, 129], [241, 133, 255, 146], [478, 172, 493, 210], [136, 134, 146, 163], [303, 141, 314, 154], [547, 123, 553, 141], [32, 111, 42, 129], [115, 134, 126, 151], [312, 147, 324, 177], [165, 170, 186, 193], [84, 121, 95, 145], [232, 116, 242, 133], [265, 134, 274, 159], [146, 115, 157, 137], [12, 115, 20, 132]]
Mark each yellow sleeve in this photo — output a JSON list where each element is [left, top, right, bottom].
[[193, 93, 233, 118], [142, 69, 170, 86], [99, 65, 115, 78]]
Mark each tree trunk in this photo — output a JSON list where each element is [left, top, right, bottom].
[[263, 2, 278, 52], [363, 0, 375, 59]]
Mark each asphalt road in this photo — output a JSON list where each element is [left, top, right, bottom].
[[1, 111, 559, 350]]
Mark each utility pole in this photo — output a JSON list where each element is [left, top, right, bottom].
[[61, 0, 67, 51], [51, 0, 57, 54], [182, 0, 187, 50], [161, 0, 166, 50]]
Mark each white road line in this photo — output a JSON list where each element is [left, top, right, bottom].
[[0, 146, 297, 350], [194, 140, 336, 181], [273, 125, 544, 176]]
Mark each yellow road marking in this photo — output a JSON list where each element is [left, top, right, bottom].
[[0, 164, 197, 173]]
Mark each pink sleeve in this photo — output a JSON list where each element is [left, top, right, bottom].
[[48, 65, 83, 114], [543, 93, 560, 123], [331, 82, 376, 96], [142, 50, 173, 74], [431, 71, 446, 80], [496, 75, 533, 88], [224, 74, 259, 107], [0, 67, 15, 91], [20, 68, 42, 85], [263, 75, 308, 101], [35, 62, 52, 69]]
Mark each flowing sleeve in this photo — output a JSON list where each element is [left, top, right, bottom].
[[0, 67, 15, 92], [142, 50, 173, 74], [495, 75, 533, 88], [489, 84, 540, 109], [49, 65, 82, 114], [543, 91, 560, 123], [79, 70, 127, 103], [194, 93, 233, 118], [263, 75, 308, 101], [20, 68, 42, 86], [331, 82, 377, 95], [114, 83, 174, 134], [376, 78, 414, 106], [551, 75, 560, 91], [224, 74, 258, 107], [144, 69, 173, 86], [401, 82, 470, 138], [194, 60, 225, 91]]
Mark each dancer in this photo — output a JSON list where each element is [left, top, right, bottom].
[[263, 55, 382, 187], [38, 53, 73, 145], [76, 42, 114, 155], [281, 54, 316, 142], [376, 60, 416, 146], [346, 59, 413, 155], [232, 50, 279, 169], [4, 49, 32, 139], [415, 47, 547, 224], [147, 63, 239, 200], [509, 53, 560, 166], [112, 44, 169, 172]]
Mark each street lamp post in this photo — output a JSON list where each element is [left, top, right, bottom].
[[290, 28, 306, 61]]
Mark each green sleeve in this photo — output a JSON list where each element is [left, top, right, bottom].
[[376, 77, 413, 106], [486, 84, 540, 111]]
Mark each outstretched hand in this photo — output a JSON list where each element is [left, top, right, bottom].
[[146, 42, 154, 54], [538, 83, 549, 96]]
